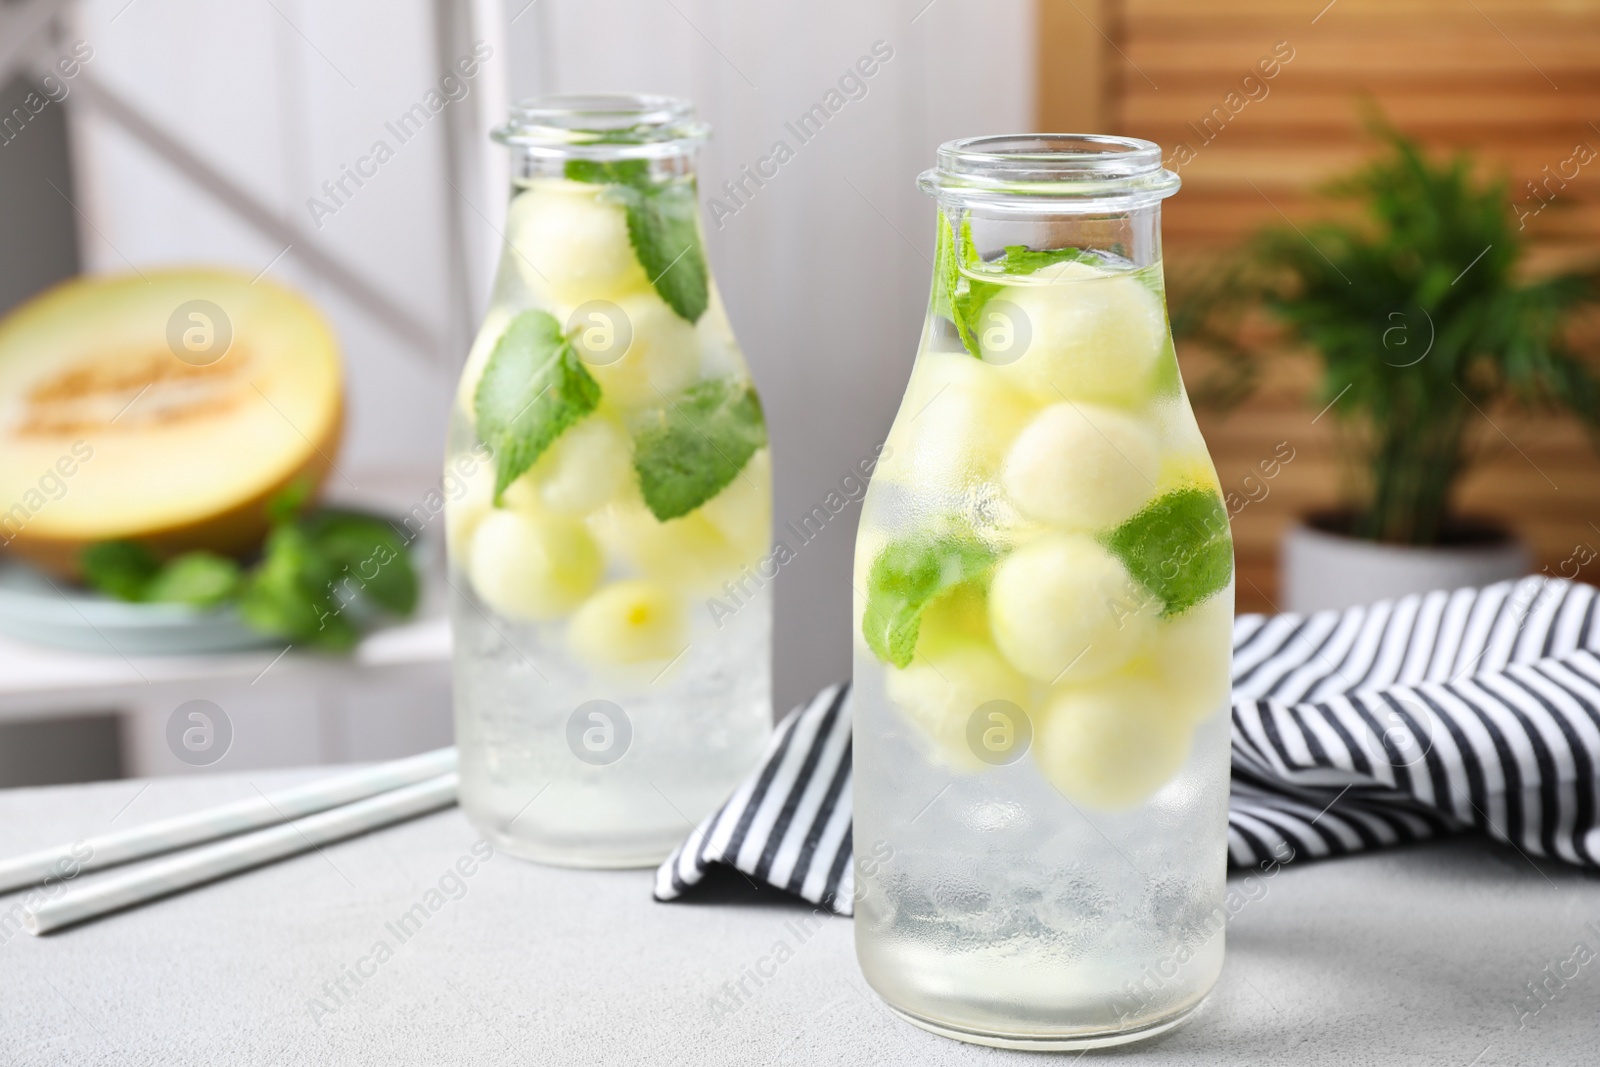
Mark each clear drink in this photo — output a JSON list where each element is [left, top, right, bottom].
[[446, 95, 772, 868], [852, 136, 1233, 1048]]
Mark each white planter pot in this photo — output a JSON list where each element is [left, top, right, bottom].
[[1281, 519, 1532, 613]]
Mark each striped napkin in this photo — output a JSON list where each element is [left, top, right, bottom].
[[655, 577, 1600, 916]]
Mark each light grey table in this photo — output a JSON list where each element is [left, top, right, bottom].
[[2, 769, 1597, 1066]]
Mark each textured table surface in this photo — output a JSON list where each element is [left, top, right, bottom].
[[2, 768, 1598, 1066]]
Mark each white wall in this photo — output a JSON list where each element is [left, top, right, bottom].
[[66, 0, 486, 479], [62, 0, 1034, 712]]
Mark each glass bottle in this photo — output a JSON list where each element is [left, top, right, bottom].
[[446, 95, 773, 868], [851, 136, 1234, 1048]]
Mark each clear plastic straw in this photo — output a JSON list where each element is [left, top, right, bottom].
[[25, 772, 458, 935], [0, 747, 457, 895]]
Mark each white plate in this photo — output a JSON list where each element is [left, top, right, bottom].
[[0, 559, 276, 656]]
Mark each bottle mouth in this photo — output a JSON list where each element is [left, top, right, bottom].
[[493, 93, 710, 158], [920, 134, 1180, 209]]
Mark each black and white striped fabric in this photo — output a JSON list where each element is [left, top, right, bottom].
[[1228, 575, 1600, 868], [655, 683, 856, 911], [655, 577, 1600, 916]]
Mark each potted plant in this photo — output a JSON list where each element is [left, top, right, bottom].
[[1175, 125, 1600, 611]]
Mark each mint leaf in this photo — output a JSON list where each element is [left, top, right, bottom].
[[565, 163, 709, 323], [862, 531, 998, 668], [301, 509, 418, 616], [1103, 487, 1233, 617], [933, 207, 958, 324], [998, 244, 1168, 298], [998, 245, 1101, 274], [237, 525, 357, 651], [937, 214, 997, 357], [631, 378, 766, 520], [265, 477, 316, 525], [564, 158, 650, 186], [237, 510, 418, 650], [80, 507, 416, 647], [144, 552, 240, 607], [953, 279, 1002, 356], [80, 541, 161, 601], [620, 180, 708, 323], [474, 310, 600, 502]]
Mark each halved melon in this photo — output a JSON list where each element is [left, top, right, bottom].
[[0, 269, 343, 576]]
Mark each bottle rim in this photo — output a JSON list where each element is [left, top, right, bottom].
[[920, 134, 1180, 209], [492, 93, 710, 158]]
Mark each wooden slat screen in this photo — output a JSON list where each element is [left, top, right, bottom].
[[1042, 0, 1600, 611]]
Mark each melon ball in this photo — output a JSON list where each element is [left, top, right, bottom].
[[468, 509, 602, 621], [986, 273, 1166, 407], [506, 182, 648, 304], [531, 415, 635, 515], [444, 454, 496, 566], [1001, 402, 1160, 530], [1142, 590, 1234, 725], [1034, 677, 1193, 810], [698, 448, 771, 567], [988, 533, 1154, 684], [884, 641, 1034, 771], [875, 350, 1036, 495], [589, 494, 744, 593], [568, 579, 689, 665], [589, 291, 703, 412]]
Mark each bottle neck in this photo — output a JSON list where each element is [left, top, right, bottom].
[[940, 199, 1164, 271], [493, 93, 708, 195], [921, 134, 1176, 271], [505, 143, 700, 190]]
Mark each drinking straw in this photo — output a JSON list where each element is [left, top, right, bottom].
[[25, 771, 458, 935], [0, 747, 458, 895]]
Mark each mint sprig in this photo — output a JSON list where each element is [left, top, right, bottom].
[[1102, 487, 1233, 617], [630, 378, 767, 520], [238, 524, 358, 650], [861, 530, 997, 668], [936, 214, 998, 357], [997, 245, 1103, 274], [79, 542, 241, 609], [297, 510, 418, 616], [79, 541, 162, 601], [83, 543, 240, 607], [565, 158, 650, 186], [237, 508, 418, 650], [474, 310, 601, 502], [80, 502, 419, 651], [565, 160, 709, 323], [143, 552, 241, 606]]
